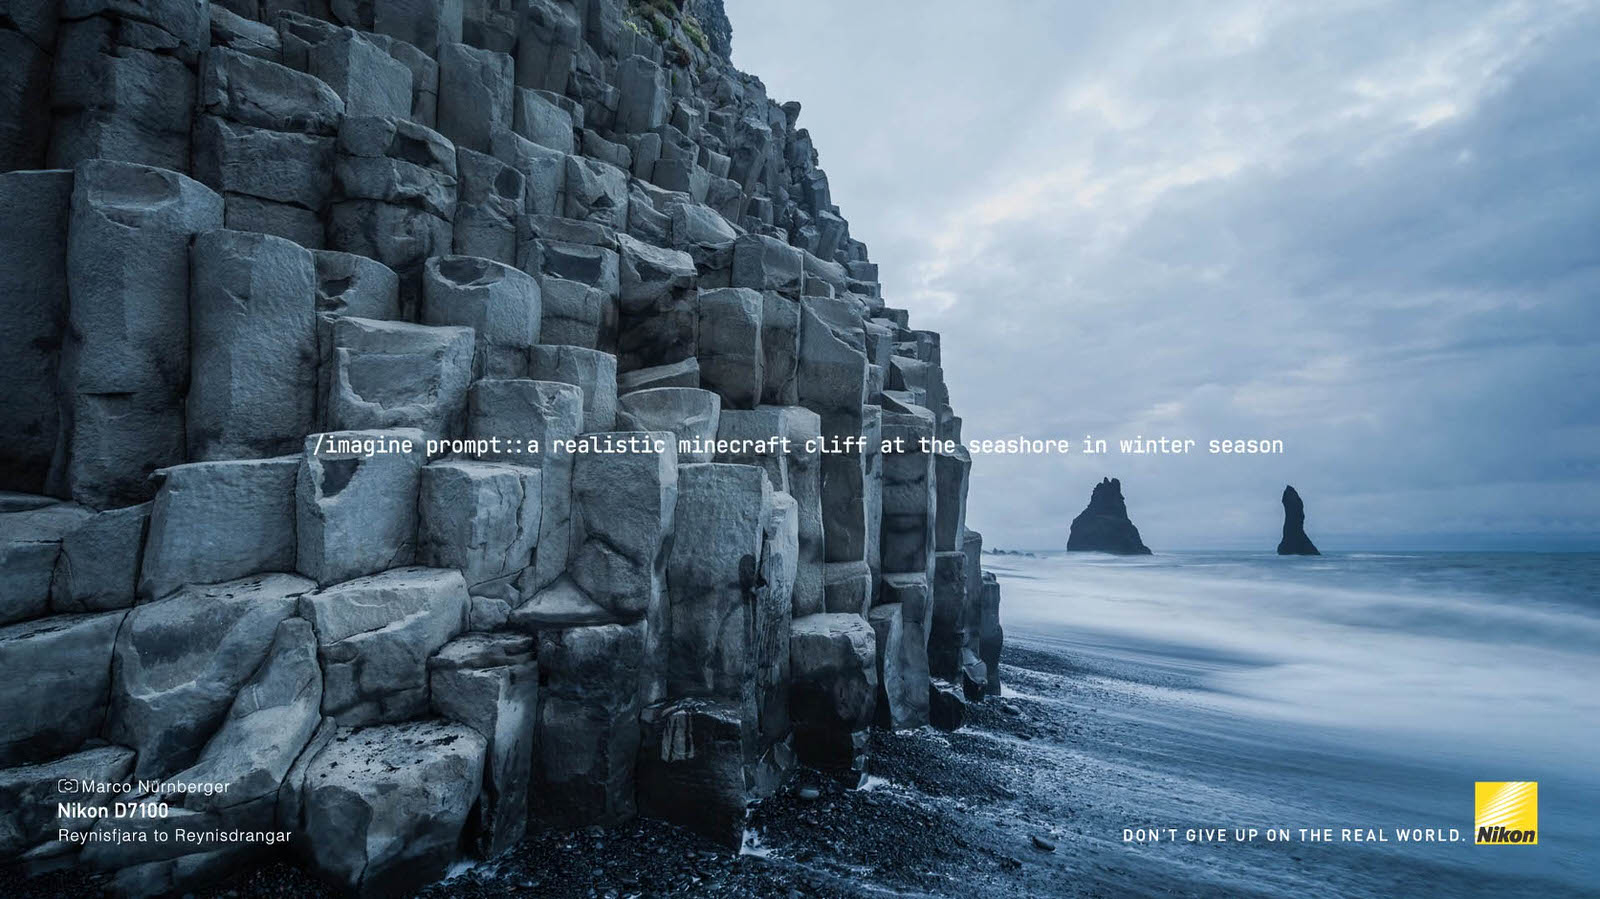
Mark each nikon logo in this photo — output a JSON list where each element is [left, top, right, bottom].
[[1474, 782, 1537, 845]]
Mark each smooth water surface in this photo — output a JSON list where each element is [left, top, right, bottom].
[[990, 551, 1598, 896]]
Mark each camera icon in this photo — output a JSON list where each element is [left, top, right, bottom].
[[57, 779, 77, 793]]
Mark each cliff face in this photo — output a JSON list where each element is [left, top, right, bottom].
[[1278, 485, 1320, 555], [0, 0, 1002, 892], [1067, 477, 1153, 555], [687, 0, 733, 61]]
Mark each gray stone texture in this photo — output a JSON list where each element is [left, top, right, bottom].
[[635, 698, 749, 849], [823, 559, 871, 617], [535, 621, 643, 825], [666, 462, 768, 702], [168, 616, 323, 809], [513, 86, 574, 153], [298, 566, 469, 724], [0, 503, 93, 625], [373, 0, 463, 57], [295, 427, 426, 586], [333, 117, 459, 219], [523, 237, 619, 299], [318, 315, 475, 439], [199, 47, 344, 135], [616, 54, 667, 134], [52, 502, 150, 614], [109, 573, 309, 778], [714, 405, 825, 617], [522, 210, 619, 248], [879, 572, 931, 728], [960, 529, 987, 696], [466, 379, 583, 591], [880, 409, 936, 577], [492, 126, 565, 216], [696, 287, 763, 410], [798, 297, 869, 414], [461, 0, 518, 51], [47, 17, 196, 173], [188, 230, 319, 461], [515, 0, 579, 93], [763, 490, 800, 626], [567, 435, 676, 703], [788, 612, 876, 778], [0, 609, 126, 765], [671, 201, 738, 270], [308, 28, 413, 119], [191, 50, 339, 247], [929, 550, 967, 682], [329, 115, 458, 303], [436, 41, 512, 153], [867, 603, 916, 730], [760, 291, 800, 405], [820, 405, 880, 571], [536, 275, 612, 349], [616, 233, 697, 370], [453, 147, 524, 263], [617, 387, 720, 462], [417, 460, 541, 588], [618, 357, 700, 394], [582, 128, 630, 171], [52, 160, 222, 509], [428, 632, 538, 855], [733, 233, 802, 295], [980, 572, 1003, 696], [526, 345, 619, 432], [362, 28, 440, 126], [140, 457, 299, 601], [293, 720, 485, 896], [0, 28, 51, 171], [0, 171, 71, 493], [0, 745, 135, 858], [0, 0, 999, 885], [312, 250, 402, 319], [565, 155, 629, 230], [422, 254, 541, 378], [934, 445, 971, 551]]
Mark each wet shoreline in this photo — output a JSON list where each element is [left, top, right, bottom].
[[12, 626, 1592, 898]]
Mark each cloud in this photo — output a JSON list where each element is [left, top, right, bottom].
[[727, 0, 1600, 549]]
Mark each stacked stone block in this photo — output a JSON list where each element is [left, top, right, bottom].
[[48, 0, 208, 172], [0, 170, 73, 492], [52, 161, 222, 508], [187, 229, 319, 460], [192, 47, 343, 246], [328, 113, 458, 312], [317, 314, 474, 438]]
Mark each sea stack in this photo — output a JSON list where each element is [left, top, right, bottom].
[[1278, 485, 1321, 555], [1067, 477, 1152, 555]]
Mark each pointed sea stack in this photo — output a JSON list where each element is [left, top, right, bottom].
[[1277, 485, 1320, 555], [1067, 478, 1152, 555]]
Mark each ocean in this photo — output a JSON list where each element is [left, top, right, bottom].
[[988, 550, 1600, 897]]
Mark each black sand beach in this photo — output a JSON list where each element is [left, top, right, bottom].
[[14, 597, 1595, 898]]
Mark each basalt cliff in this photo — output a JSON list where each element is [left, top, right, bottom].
[[0, 0, 1003, 894]]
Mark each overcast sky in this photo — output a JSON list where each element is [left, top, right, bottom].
[[726, 0, 1600, 551]]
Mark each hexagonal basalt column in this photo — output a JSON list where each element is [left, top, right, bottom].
[[52, 160, 222, 508], [788, 613, 876, 783], [295, 428, 426, 587], [466, 379, 583, 592], [421, 255, 541, 379]]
